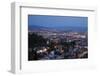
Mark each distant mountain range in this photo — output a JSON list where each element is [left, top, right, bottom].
[[28, 25, 87, 32]]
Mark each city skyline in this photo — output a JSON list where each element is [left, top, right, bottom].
[[28, 15, 88, 60]]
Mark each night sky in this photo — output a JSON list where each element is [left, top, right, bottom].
[[28, 15, 88, 29]]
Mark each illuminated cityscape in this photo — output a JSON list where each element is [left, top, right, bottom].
[[28, 15, 88, 60]]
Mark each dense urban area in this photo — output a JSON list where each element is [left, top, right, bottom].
[[28, 30, 88, 60]]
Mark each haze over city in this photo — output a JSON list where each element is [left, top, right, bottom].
[[28, 15, 88, 32]]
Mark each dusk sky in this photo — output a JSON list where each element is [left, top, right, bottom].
[[28, 15, 88, 28]]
